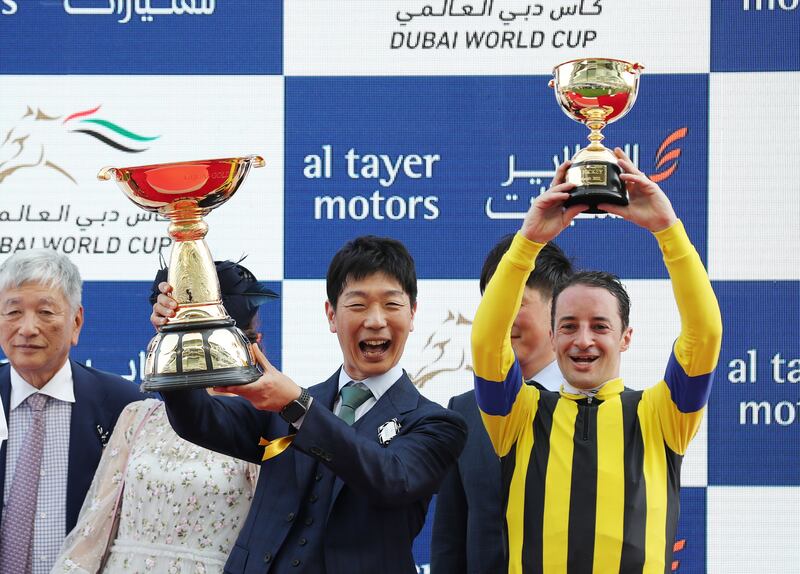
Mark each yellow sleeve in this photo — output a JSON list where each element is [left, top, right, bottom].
[[472, 233, 543, 456], [649, 220, 723, 454]]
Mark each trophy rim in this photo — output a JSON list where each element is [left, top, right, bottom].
[[551, 58, 643, 74], [99, 155, 264, 179]]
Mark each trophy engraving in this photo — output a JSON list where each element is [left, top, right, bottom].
[[550, 58, 643, 213], [98, 156, 265, 391]]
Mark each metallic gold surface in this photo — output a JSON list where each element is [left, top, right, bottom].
[[99, 156, 265, 391], [568, 164, 608, 187], [180, 333, 206, 373], [156, 333, 180, 374], [551, 59, 642, 154], [208, 329, 249, 369]]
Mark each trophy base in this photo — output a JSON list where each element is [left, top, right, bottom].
[[565, 160, 628, 214], [141, 321, 262, 392], [142, 365, 263, 392]]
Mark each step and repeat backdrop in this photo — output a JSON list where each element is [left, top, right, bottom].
[[1, 1, 798, 572]]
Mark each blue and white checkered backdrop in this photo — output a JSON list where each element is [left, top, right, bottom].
[[1, 1, 798, 572]]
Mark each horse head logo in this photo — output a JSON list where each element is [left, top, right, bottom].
[[411, 310, 473, 389], [0, 106, 75, 185], [0, 105, 159, 186]]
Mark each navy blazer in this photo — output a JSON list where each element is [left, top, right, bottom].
[[0, 359, 144, 535], [431, 389, 507, 574], [162, 369, 467, 574]]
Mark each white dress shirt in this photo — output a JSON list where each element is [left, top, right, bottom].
[[4, 359, 74, 574], [528, 360, 565, 392]]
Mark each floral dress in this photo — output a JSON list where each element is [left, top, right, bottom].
[[52, 399, 258, 574]]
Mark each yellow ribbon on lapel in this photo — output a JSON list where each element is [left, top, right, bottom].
[[259, 435, 295, 461]]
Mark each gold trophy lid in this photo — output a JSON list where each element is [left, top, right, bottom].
[[98, 155, 265, 213]]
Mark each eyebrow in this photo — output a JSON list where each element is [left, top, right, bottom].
[[342, 289, 407, 299], [557, 315, 613, 323], [2, 296, 61, 306]]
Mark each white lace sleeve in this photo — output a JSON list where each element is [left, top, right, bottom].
[[245, 462, 260, 498], [50, 399, 160, 574]]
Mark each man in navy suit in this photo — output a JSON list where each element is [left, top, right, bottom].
[[0, 249, 142, 574], [430, 235, 572, 574], [153, 235, 467, 574]]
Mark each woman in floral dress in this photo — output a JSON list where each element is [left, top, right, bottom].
[[52, 261, 277, 574]]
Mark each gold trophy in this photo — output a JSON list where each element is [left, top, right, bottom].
[[98, 156, 265, 392], [549, 58, 643, 213]]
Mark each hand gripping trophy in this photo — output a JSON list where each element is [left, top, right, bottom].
[[549, 58, 643, 213], [99, 156, 265, 392]]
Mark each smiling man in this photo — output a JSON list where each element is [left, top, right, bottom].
[[153, 236, 466, 574], [0, 249, 142, 574], [471, 150, 723, 573]]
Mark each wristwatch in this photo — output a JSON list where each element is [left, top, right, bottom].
[[279, 387, 312, 424]]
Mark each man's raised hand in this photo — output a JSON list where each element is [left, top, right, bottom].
[[598, 148, 677, 233], [214, 345, 302, 412], [521, 160, 587, 243]]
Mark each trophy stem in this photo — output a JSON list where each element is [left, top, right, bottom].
[[162, 201, 229, 326], [586, 121, 606, 151], [166, 200, 209, 241], [582, 108, 609, 152]]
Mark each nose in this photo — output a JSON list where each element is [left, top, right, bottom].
[[363, 305, 387, 329], [17, 312, 40, 337], [574, 325, 593, 349]]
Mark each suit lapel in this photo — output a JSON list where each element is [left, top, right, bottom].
[[294, 371, 340, 498], [67, 360, 108, 532], [329, 372, 420, 506]]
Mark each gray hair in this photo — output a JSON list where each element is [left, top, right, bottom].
[[0, 249, 82, 312]]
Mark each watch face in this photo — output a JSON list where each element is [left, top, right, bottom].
[[281, 400, 305, 423]]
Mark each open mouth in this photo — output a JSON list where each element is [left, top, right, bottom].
[[359, 339, 391, 358], [570, 355, 598, 367]]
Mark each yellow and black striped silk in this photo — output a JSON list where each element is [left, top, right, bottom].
[[471, 222, 722, 574]]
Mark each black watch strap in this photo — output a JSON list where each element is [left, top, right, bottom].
[[280, 387, 311, 424]]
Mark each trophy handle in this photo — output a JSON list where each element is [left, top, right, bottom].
[[97, 166, 119, 181]]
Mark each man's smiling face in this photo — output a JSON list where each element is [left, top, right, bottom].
[[551, 284, 631, 390], [326, 272, 416, 381]]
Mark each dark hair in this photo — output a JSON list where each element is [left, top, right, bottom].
[[551, 270, 631, 330], [326, 235, 417, 308], [480, 234, 573, 298]]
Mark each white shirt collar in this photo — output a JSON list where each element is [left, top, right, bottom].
[[562, 378, 610, 398], [0, 396, 7, 443], [337, 364, 404, 402], [10, 359, 75, 410], [528, 360, 565, 392]]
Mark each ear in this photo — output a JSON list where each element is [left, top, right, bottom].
[[620, 326, 633, 352], [325, 300, 336, 333], [71, 306, 84, 346], [409, 301, 417, 332]]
